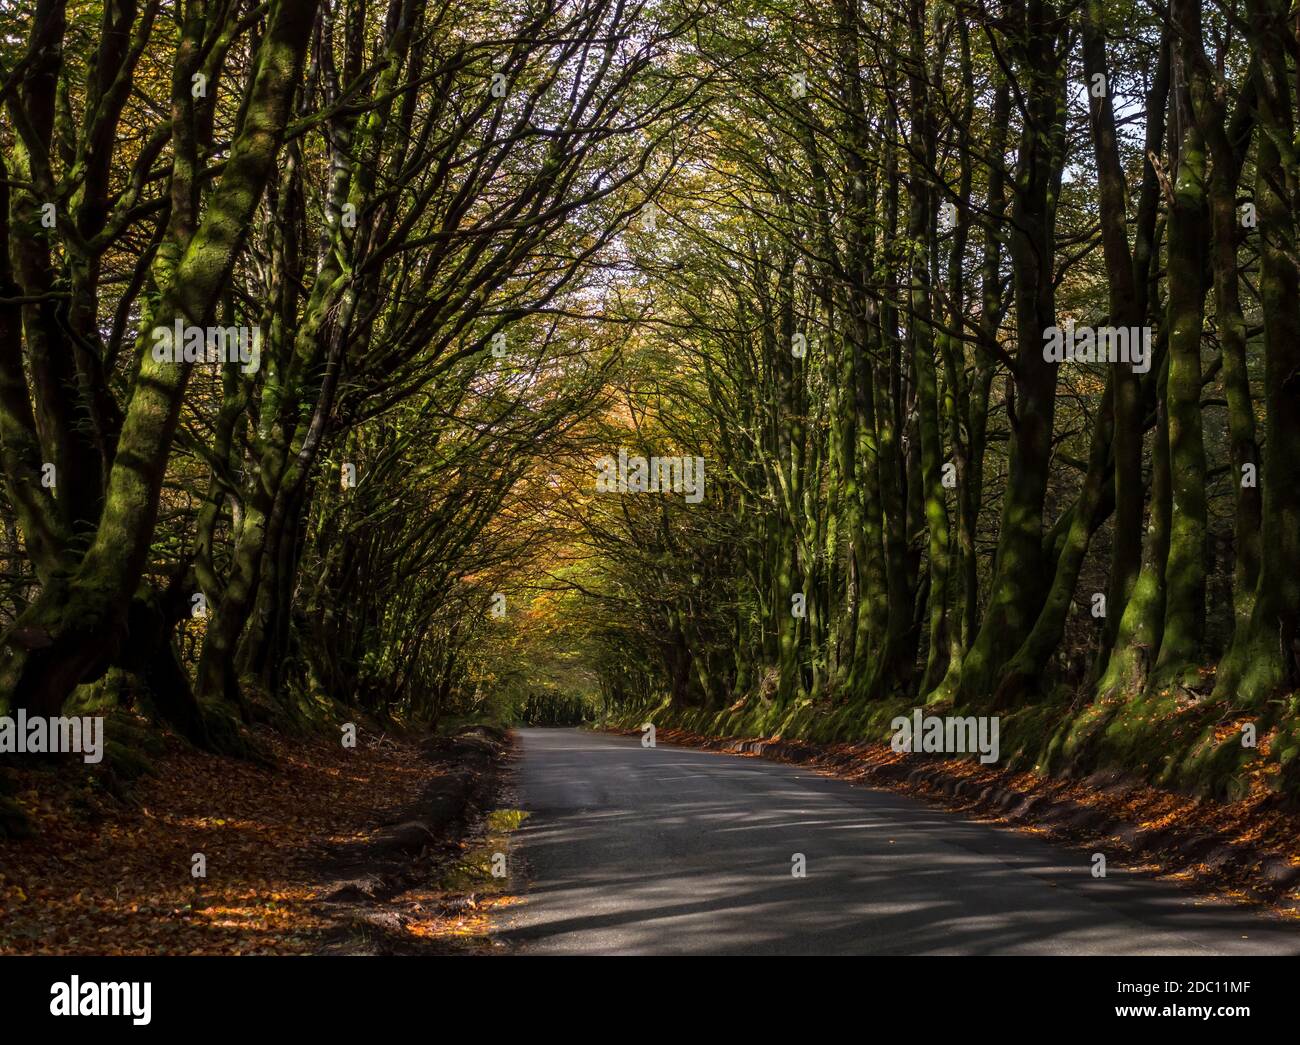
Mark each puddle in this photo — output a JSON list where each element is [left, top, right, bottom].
[[434, 808, 530, 892], [487, 808, 531, 832]]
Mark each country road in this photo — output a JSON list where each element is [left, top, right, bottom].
[[498, 728, 1300, 956]]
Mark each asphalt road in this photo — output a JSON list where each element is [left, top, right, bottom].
[[498, 727, 1300, 955]]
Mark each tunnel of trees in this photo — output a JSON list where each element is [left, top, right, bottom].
[[3, 0, 1300, 803]]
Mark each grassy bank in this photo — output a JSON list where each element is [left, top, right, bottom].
[[607, 679, 1300, 807]]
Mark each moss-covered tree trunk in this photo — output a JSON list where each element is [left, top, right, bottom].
[[1214, 0, 1300, 706], [1098, 351, 1171, 697], [957, 0, 1066, 705], [1154, 2, 1210, 685], [0, 0, 319, 712], [907, 0, 951, 696]]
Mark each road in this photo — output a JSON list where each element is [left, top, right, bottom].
[[497, 727, 1300, 955]]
